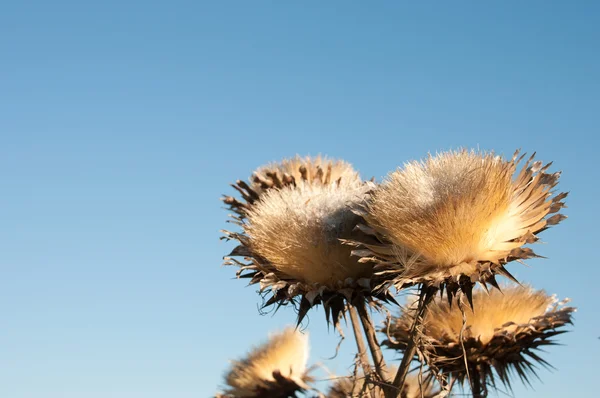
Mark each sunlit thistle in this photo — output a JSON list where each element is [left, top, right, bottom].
[[218, 328, 312, 398], [352, 149, 567, 300], [223, 156, 394, 326], [382, 286, 575, 394]]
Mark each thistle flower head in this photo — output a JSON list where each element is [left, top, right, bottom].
[[355, 149, 567, 298], [245, 183, 371, 286], [423, 285, 553, 345], [383, 285, 575, 390], [223, 156, 394, 326], [221, 328, 311, 397]]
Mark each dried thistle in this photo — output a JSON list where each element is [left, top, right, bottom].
[[244, 183, 371, 286], [219, 328, 312, 398], [352, 149, 567, 301], [223, 156, 394, 326], [383, 286, 576, 393]]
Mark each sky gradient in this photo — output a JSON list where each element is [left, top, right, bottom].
[[1, 1, 599, 397]]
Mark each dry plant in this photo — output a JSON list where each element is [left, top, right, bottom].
[[217, 328, 313, 398], [218, 150, 573, 398], [355, 149, 566, 299], [222, 156, 395, 326], [222, 156, 397, 391], [348, 149, 567, 393], [382, 286, 575, 397]]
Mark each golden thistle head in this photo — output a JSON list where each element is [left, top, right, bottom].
[[245, 182, 372, 286], [356, 149, 567, 297], [223, 156, 394, 326], [220, 328, 312, 397], [383, 285, 575, 389]]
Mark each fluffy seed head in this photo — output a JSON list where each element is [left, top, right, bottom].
[[245, 182, 372, 287], [223, 328, 310, 397], [418, 286, 553, 345], [383, 285, 576, 389], [364, 149, 566, 285], [223, 156, 396, 327], [371, 151, 511, 268]]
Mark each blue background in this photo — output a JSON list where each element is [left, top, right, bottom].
[[1, 1, 598, 397]]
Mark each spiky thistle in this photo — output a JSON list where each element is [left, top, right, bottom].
[[351, 149, 567, 301], [223, 156, 395, 326], [382, 285, 575, 395], [218, 328, 312, 398], [222, 155, 362, 218]]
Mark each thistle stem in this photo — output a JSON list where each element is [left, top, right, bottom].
[[349, 307, 374, 376], [355, 299, 390, 391], [349, 306, 377, 398], [470, 367, 484, 398], [391, 285, 437, 397]]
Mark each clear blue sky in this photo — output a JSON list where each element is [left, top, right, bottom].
[[1, 1, 598, 397]]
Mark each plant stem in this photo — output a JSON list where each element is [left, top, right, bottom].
[[470, 367, 484, 398], [349, 306, 377, 398], [391, 285, 437, 397], [355, 299, 390, 391]]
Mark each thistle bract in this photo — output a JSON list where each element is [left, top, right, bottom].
[[222, 155, 361, 218]]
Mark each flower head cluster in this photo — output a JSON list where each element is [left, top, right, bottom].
[[218, 149, 574, 397]]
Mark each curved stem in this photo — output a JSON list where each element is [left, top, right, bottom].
[[355, 297, 395, 398], [355, 299, 391, 397]]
